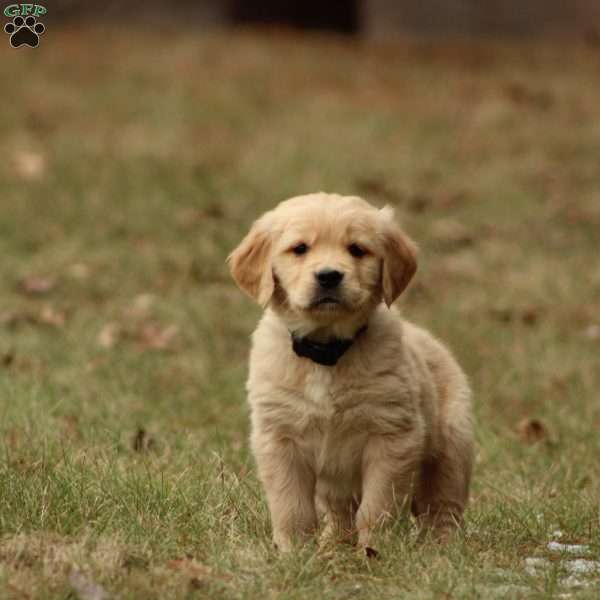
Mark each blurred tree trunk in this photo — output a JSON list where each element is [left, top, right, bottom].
[[231, 0, 359, 33]]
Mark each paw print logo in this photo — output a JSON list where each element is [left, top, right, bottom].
[[4, 15, 45, 48]]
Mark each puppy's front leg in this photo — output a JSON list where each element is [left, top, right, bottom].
[[252, 433, 317, 552], [356, 433, 423, 554]]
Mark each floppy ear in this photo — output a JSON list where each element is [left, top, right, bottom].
[[380, 208, 418, 307], [227, 214, 275, 306]]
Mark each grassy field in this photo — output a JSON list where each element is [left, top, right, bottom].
[[1, 25, 600, 599]]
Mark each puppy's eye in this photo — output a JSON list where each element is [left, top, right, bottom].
[[292, 243, 308, 256], [348, 243, 367, 258]]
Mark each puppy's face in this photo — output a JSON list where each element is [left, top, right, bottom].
[[270, 203, 381, 318], [229, 194, 417, 332]]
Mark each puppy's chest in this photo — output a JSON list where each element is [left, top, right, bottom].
[[296, 370, 365, 475], [296, 369, 377, 442], [291, 368, 413, 441], [303, 370, 337, 416], [302, 370, 349, 422]]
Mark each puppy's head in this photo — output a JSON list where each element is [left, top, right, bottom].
[[228, 193, 417, 331]]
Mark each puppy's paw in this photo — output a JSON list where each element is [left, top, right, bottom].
[[417, 523, 460, 545], [273, 536, 293, 553], [357, 545, 379, 559]]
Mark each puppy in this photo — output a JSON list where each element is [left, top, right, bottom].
[[229, 193, 473, 554]]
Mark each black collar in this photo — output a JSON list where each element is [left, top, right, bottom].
[[291, 325, 367, 367]]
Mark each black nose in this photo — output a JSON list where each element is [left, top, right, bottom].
[[316, 269, 344, 289]]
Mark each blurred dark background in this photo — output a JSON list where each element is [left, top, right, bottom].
[[47, 0, 600, 38]]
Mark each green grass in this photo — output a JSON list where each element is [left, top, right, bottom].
[[1, 26, 600, 598]]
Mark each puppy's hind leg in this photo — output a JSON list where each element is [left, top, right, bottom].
[[411, 425, 473, 541]]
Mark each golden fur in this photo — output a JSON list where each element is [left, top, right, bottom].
[[229, 193, 473, 554]]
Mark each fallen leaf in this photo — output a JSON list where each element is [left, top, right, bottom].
[[0, 354, 38, 374], [407, 194, 432, 213], [97, 323, 120, 348], [39, 305, 66, 328], [132, 293, 155, 312], [503, 82, 554, 110], [18, 275, 57, 296], [583, 324, 600, 340], [2, 350, 15, 367], [123, 293, 155, 319], [67, 263, 90, 280], [517, 418, 549, 444], [167, 558, 231, 582], [521, 307, 543, 327], [189, 577, 208, 590], [68, 569, 109, 600], [437, 190, 471, 209], [85, 357, 107, 372], [0, 311, 37, 328], [168, 558, 209, 575], [137, 323, 179, 351], [132, 428, 157, 453], [62, 415, 82, 441], [489, 307, 514, 323], [204, 205, 225, 219], [489, 306, 544, 326], [14, 150, 46, 180]]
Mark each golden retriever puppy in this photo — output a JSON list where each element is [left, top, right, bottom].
[[229, 193, 473, 555]]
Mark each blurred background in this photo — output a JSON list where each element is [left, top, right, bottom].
[[1, 2, 600, 597], [2, 0, 600, 496], [48, 0, 600, 37]]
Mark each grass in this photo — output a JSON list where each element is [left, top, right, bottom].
[[1, 25, 600, 598]]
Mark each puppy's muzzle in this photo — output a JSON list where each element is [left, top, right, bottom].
[[310, 268, 346, 308]]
